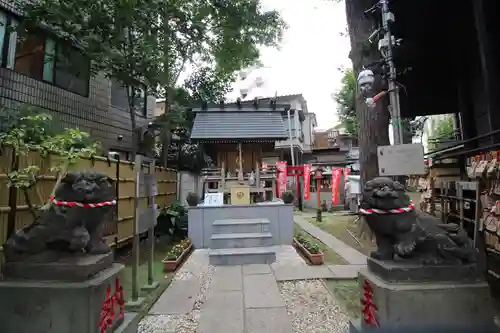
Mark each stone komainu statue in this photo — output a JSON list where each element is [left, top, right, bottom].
[[361, 177, 478, 265], [3, 171, 115, 262]]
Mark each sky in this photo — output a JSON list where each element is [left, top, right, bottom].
[[227, 0, 352, 130]]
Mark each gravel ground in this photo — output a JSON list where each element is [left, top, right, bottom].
[[139, 247, 340, 333], [138, 250, 214, 333], [280, 279, 349, 333]]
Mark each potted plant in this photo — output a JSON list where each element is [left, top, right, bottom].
[[282, 191, 294, 204], [162, 238, 193, 272], [186, 192, 199, 207], [293, 234, 324, 265]]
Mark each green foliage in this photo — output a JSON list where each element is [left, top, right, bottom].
[[0, 108, 100, 215], [282, 191, 294, 204], [333, 69, 358, 136], [165, 238, 191, 261], [19, 0, 286, 100], [295, 233, 321, 254], [156, 201, 189, 239], [186, 192, 199, 207], [18, 0, 287, 165], [428, 116, 455, 151]]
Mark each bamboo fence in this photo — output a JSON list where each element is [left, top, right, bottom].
[[0, 148, 177, 252]]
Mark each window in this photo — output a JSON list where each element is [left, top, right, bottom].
[[110, 79, 147, 117], [0, 12, 6, 67], [3, 14, 90, 96], [13, 32, 45, 80], [130, 86, 147, 117], [53, 45, 90, 96]]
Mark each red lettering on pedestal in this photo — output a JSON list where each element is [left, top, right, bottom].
[[361, 280, 379, 328], [98, 278, 125, 333], [114, 278, 125, 320]]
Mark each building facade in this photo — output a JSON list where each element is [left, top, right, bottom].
[[248, 94, 317, 165], [0, 2, 155, 156]]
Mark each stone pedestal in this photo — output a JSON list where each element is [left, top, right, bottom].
[[350, 258, 496, 332], [0, 262, 139, 333]]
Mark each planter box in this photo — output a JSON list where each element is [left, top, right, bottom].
[[162, 243, 193, 272], [293, 238, 324, 265]]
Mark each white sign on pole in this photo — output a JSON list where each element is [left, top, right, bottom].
[[203, 192, 224, 206], [377, 143, 426, 176]]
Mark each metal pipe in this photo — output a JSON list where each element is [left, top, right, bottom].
[[287, 108, 295, 166], [380, 0, 403, 145], [147, 160, 155, 286], [131, 154, 141, 301]]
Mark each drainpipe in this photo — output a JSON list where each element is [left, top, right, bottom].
[[287, 108, 295, 166]]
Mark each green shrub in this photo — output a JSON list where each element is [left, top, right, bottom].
[[295, 234, 321, 254], [165, 238, 191, 260], [186, 192, 199, 206], [282, 191, 294, 204]]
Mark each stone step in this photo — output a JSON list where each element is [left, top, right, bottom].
[[209, 247, 276, 265], [212, 218, 270, 234], [210, 232, 273, 249]]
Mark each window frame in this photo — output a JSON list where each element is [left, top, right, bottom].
[[128, 85, 148, 118], [110, 80, 148, 118], [0, 10, 90, 97], [0, 11, 6, 67], [50, 42, 90, 97]]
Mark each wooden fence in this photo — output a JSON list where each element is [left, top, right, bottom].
[[0, 148, 177, 249]]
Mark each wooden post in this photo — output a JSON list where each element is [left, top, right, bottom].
[[221, 161, 225, 190], [238, 142, 244, 183], [314, 169, 323, 222], [256, 161, 261, 192], [144, 158, 158, 291]]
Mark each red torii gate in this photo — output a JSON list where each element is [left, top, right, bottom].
[[274, 164, 316, 211]]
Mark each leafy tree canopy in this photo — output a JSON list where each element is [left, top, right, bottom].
[[428, 116, 455, 151], [18, 0, 287, 168], [333, 68, 357, 136], [18, 0, 286, 103]]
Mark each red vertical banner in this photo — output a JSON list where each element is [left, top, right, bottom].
[[303, 164, 312, 200], [276, 161, 288, 198], [344, 168, 350, 185], [331, 168, 342, 204]]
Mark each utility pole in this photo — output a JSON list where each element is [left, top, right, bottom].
[[380, 0, 403, 145]]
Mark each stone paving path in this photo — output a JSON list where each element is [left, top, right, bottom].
[[139, 246, 354, 333], [294, 215, 367, 265]]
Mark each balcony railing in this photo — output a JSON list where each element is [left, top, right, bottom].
[[428, 129, 462, 152]]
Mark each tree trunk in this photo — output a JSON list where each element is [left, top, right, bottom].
[[345, 0, 390, 186]]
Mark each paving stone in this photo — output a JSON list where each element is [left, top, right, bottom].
[[149, 279, 199, 315], [245, 307, 293, 333], [242, 264, 272, 275], [272, 264, 335, 281], [197, 291, 244, 333], [328, 265, 364, 279], [243, 273, 285, 308], [211, 265, 242, 291]]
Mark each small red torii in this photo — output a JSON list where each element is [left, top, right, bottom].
[[274, 165, 305, 199]]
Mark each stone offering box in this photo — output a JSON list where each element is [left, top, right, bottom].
[[0, 253, 139, 333], [349, 258, 496, 332]]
